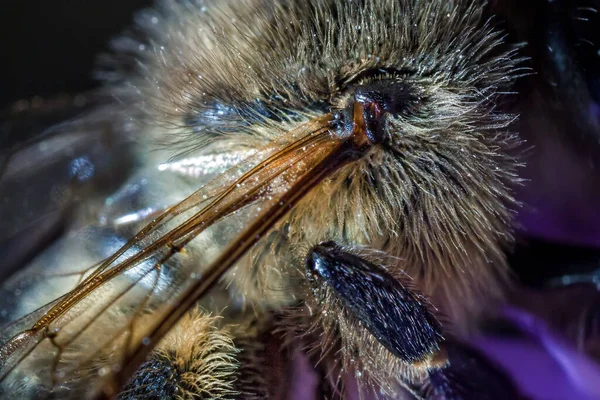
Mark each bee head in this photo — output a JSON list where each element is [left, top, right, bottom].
[[107, 0, 525, 324]]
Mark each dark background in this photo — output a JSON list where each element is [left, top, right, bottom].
[[0, 1, 152, 109]]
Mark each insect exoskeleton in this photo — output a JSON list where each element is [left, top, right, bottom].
[[0, 0, 527, 398], [134, 0, 523, 395]]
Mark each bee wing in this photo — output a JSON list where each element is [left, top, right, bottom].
[[0, 112, 367, 399], [0, 102, 254, 327], [0, 101, 137, 282]]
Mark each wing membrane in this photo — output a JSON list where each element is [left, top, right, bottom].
[[0, 108, 135, 281], [0, 114, 370, 398]]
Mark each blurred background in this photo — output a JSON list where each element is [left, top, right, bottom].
[[0, 0, 152, 109]]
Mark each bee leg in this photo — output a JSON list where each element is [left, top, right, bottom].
[[305, 241, 446, 367], [232, 336, 269, 400], [118, 310, 239, 400], [416, 341, 522, 400]]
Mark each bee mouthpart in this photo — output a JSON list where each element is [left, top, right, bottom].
[[336, 80, 418, 146], [335, 100, 386, 148], [353, 94, 387, 145]]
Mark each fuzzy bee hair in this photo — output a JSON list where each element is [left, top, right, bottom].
[[93, 0, 526, 395], [118, 311, 239, 400], [119, 310, 275, 400], [104, 0, 522, 322], [0, 0, 527, 398]]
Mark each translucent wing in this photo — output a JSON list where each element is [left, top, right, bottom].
[[0, 106, 372, 399], [0, 105, 260, 396], [0, 99, 136, 282]]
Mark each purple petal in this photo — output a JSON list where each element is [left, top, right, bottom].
[[472, 307, 600, 400]]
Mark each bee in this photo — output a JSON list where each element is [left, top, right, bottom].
[[5, 0, 588, 398]]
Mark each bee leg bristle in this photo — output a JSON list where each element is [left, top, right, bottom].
[[230, 316, 295, 400], [308, 351, 344, 400], [118, 310, 239, 400], [415, 341, 522, 400], [306, 241, 445, 367], [232, 334, 270, 399]]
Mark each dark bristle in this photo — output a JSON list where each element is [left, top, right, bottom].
[[306, 241, 444, 365], [233, 338, 270, 400]]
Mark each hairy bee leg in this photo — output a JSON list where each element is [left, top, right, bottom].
[[306, 241, 446, 367], [117, 352, 181, 400], [117, 311, 286, 400], [117, 310, 239, 400], [232, 337, 269, 400], [415, 341, 522, 400]]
